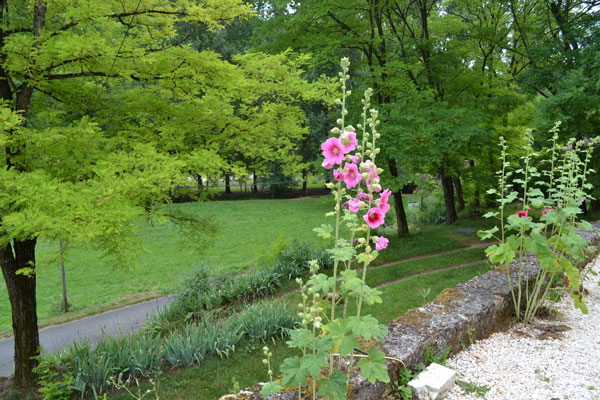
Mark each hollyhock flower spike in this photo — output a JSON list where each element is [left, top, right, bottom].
[[348, 198, 361, 213], [321, 137, 346, 165], [375, 236, 389, 251], [377, 189, 392, 214], [364, 207, 385, 229], [343, 163, 361, 189], [341, 130, 358, 153], [516, 210, 528, 218]]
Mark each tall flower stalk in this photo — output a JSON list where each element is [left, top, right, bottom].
[[480, 126, 599, 322], [262, 58, 391, 399]]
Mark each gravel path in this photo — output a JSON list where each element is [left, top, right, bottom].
[[446, 254, 600, 400]]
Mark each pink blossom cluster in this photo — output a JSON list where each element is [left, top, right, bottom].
[[321, 129, 391, 251]]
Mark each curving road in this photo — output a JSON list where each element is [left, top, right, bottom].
[[0, 295, 173, 377]]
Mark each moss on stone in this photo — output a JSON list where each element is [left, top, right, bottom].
[[393, 309, 431, 327], [432, 287, 465, 306]]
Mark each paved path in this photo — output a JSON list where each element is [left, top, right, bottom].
[[0, 295, 173, 377]]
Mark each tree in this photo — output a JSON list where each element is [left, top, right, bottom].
[[0, 0, 330, 391]]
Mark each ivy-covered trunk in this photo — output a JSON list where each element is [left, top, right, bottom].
[[441, 173, 458, 225], [0, 239, 39, 390]]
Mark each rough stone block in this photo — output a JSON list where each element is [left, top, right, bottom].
[[408, 363, 456, 400]]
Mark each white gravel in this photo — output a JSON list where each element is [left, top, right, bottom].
[[445, 254, 600, 400]]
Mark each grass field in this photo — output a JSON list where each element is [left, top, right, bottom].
[[1, 193, 447, 336]]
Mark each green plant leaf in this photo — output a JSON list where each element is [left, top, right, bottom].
[[318, 370, 348, 400], [477, 226, 498, 240], [286, 328, 313, 349], [306, 273, 334, 294], [260, 381, 283, 397], [300, 353, 328, 378], [280, 356, 309, 387], [357, 349, 390, 384], [482, 211, 499, 219], [314, 224, 334, 239], [346, 315, 388, 341], [325, 319, 359, 356]]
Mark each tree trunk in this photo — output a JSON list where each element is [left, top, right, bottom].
[[0, 239, 40, 390], [387, 159, 410, 236], [392, 191, 410, 236], [224, 174, 231, 194], [252, 171, 258, 192], [441, 173, 458, 225], [302, 169, 308, 197], [453, 176, 465, 212]]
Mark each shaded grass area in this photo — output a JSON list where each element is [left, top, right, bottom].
[[111, 262, 489, 400]]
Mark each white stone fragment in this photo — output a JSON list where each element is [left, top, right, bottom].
[[408, 362, 457, 400]]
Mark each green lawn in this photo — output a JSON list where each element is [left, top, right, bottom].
[[0, 195, 484, 336], [1, 198, 339, 335]]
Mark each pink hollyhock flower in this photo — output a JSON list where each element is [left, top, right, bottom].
[[366, 165, 381, 192], [348, 198, 361, 213], [358, 190, 373, 202], [322, 159, 334, 170], [516, 210, 528, 218], [364, 207, 385, 229], [541, 208, 554, 216], [377, 189, 392, 214], [348, 155, 360, 164], [343, 163, 361, 189], [333, 169, 344, 181], [321, 137, 345, 165], [375, 236, 389, 251], [341, 130, 358, 153]]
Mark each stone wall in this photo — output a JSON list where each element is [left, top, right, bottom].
[[222, 222, 600, 400]]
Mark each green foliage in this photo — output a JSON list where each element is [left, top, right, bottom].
[[456, 379, 491, 398], [33, 355, 74, 400], [264, 60, 391, 400], [143, 240, 330, 336], [482, 129, 600, 321], [46, 301, 298, 397]]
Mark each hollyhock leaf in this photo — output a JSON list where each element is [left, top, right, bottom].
[[318, 370, 348, 400], [347, 315, 388, 341], [357, 349, 390, 384], [477, 226, 498, 240], [280, 356, 308, 387], [286, 328, 313, 349], [300, 353, 328, 378], [260, 381, 283, 397], [314, 224, 333, 239], [482, 211, 499, 219]]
